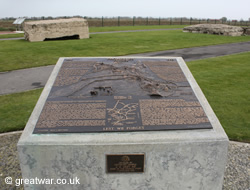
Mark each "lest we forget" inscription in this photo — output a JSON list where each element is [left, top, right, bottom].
[[33, 58, 212, 134]]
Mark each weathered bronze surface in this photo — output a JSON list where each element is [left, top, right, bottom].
[[106, 154, 145, 173], [33, 58, 212, 134]]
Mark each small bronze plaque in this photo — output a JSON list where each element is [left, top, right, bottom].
[[106, 154, 145, 173]]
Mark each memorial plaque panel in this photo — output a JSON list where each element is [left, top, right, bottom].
[[106, 154, 145, 173], [19, 57, 229, 190], [33, 58, 212, 134]]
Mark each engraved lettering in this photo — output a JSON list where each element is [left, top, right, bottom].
[[117, 127, 125, 131], [106, 154, 144, 173], [139, 99, 209, 126], [126, 126, 144, 130], [103, 127, 114, 131]]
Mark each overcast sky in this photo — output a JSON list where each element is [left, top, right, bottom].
[[1, 0, 249, 20]]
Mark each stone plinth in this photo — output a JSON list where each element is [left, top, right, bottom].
[[18, 57, 229, 190], [183, 24, 244, 36], [24, 18, 89, 42]]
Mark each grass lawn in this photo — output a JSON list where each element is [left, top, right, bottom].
[[187, 52, 250, 142], [0, 52, 249, 143], [1, 30, 250, 72], [0, 33, 24, 39], [89, 25, 187, 32], [0, 25, 187, 39], [0, 25, 186, 39], [0, 89, 43, 133]]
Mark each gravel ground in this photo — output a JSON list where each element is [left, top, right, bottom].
[[0, 132, 249, 190]]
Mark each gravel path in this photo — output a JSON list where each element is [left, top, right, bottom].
[[0, 132, 249, 189], [223, 141, 250, 190]]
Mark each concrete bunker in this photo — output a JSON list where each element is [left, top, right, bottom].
[[183, 24, 246, 36], [24, 18, 89, 42]]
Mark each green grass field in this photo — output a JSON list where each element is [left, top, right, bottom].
[[0, 89, 43, 133], [0, 33, 24, 39], [0, 52, 249, 142], [89, 25, 187, 32], [1, 30, 250, 72], [0, 27, 249, 142], [187, 52, 250, 142], [0, 25, 186, 39]]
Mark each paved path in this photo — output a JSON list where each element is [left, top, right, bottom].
[[0, 66, 54, 95], [0, 41, 250, 95], [0, 28, 181, 41], [90, 28, 181, 34], [130, 41, 250, 61], [0, 31, 16, 34], [0, 37, 24, 40]]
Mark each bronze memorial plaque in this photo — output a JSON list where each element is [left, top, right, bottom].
[[33, 58, 212, 134], [106, 154, 145, 173]]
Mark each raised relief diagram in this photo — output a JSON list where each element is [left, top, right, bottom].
[[33, 58, 212, 133], [50, 58, 177, 99]]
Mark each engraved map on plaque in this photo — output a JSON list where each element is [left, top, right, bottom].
[[33, 58, 212, 134]]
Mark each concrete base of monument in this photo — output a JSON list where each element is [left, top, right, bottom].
[[18, 57, 229, 190]]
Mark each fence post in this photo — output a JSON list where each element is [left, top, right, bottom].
[[133, 16, 135, 26], [118, 16, 120, 26], [159, 17, 161, 25], [190, 18, 192, 25], [181, 17, 182, 25], [170, 18, 172, 25], [147, 17, 148, 25], [102, 16, 104, 27]]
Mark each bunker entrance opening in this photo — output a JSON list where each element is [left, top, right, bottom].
[[44, 34, 80, 41]]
